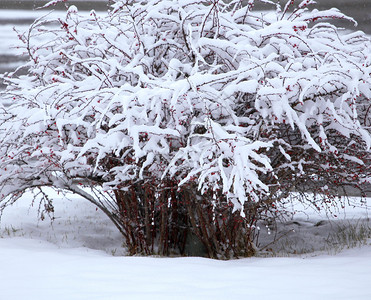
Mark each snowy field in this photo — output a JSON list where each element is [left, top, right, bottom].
[[0, 191, 370, 299]]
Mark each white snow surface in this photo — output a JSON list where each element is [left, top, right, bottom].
[[0, 191, 370, 299]]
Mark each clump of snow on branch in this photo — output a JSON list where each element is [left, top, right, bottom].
[[0, 0, 370, 215]]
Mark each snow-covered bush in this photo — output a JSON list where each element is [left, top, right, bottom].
[[0, 0, 370, 258]]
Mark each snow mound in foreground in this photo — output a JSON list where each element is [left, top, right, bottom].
[[0, 192, 370, 299]]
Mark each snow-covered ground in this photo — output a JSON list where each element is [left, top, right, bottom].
[[0, 191, 370, 299]]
